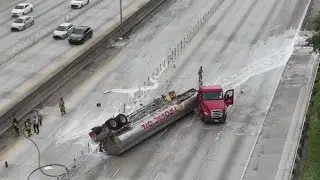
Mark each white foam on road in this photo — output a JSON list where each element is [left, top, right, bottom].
[[103, 64, 168, 95], [213, 29, 298, 91]]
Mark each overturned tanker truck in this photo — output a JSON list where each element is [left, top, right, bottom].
[[89, 75, 234, 155]]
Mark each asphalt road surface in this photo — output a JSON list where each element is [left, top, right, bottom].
[[0, 0, 312, 179], [0, 0, 150, 123]]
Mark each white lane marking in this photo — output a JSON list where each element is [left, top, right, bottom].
[[239, 123, 264, 180], [154, 173, 160, 180], [186, 113, 196, 127], [112, 168, 120, 179], [215, 122, 227, 141], [82, 105, 96, 118]]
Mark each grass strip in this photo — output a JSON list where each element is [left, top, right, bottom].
[[302, 69, 320, 180]]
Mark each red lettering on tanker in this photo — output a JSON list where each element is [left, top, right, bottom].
[[141, 104, 184, 131]]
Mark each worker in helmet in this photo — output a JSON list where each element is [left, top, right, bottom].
[[198, 66, 203, 87], [198, 66, 203, 81], [12, 118, 20, 136], [24, 118, 32, 137]]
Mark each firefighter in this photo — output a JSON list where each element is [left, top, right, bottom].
[[198, 66, 203, 81], [198, 66, 203, 87], [34, 110, 42, 126], [12, 118, 19, 136], [59, 98, 66, 116], [24, 118, 32, 137], [33, 114, 39, 134]]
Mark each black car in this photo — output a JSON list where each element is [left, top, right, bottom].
[[68, 26, 93, 44]]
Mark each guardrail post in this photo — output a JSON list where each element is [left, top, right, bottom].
[[177, 44, 179, 55], [73, 158, 76, 168], [171, 50, 174, 62], [123, 103, 126, 113]]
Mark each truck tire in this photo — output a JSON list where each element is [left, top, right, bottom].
[[106, 118, 119, 130], [220, 114, 227, 124], [116, 114, 128, 126], [199, 109, 205, 122]]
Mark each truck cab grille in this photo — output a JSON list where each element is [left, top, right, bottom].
[[211, 110, 223, 118]]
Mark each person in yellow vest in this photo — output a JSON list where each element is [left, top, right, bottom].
[[24, 118, 32, 137]]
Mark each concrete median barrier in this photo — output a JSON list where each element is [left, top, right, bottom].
[[0, 0, 167, 135]]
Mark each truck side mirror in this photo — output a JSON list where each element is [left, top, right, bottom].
[[224, 89, 234, 106]]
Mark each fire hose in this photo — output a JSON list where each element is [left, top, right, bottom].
[[24, 127, 69, 180]]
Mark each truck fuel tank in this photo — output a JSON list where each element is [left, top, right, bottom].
[[90, 88, 198, 155]]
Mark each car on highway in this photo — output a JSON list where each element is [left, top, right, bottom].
[[11, 3, 33, 17], [70, 0, 89, 8], [11, 16, 34, 31], [53, 23, 75, 39], [68, 26, 93, 45]]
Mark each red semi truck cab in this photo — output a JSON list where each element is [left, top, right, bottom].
[[197, 85, 234, 123]]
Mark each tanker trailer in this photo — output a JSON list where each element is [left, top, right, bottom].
[[89, 88, 198, 155]]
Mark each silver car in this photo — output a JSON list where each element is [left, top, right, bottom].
[[53, 23, 75, 39], [11, 16, 34, 31], [11, 3, 33, 17]]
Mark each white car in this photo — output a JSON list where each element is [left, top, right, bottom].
[[11, 3, 33, 17], [11, 16, 34, 31], [70, 0, 89, 8], [53, 23, 75, 39]]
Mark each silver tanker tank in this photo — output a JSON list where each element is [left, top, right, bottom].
[[89, 88, 198, 155]]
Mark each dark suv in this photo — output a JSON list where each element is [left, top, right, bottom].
[[68, 26, 93, 44]]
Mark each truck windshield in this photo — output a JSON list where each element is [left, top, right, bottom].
[[203, 92, 223, 100]]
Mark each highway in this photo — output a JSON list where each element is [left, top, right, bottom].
[[0, 0, 93, 57], [0, 0, 151, 131], [0, 0, 312, 179]]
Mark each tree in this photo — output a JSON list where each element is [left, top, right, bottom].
[[306, 12, 320, 52], [312, 12, 320, 31], [307, 31, 320, 52]]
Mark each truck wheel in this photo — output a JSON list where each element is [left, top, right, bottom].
[[199, 111, 205, 122], [106, 118, 119, 130], [116, 114, 128, 126], [220, 114, 227, 124]]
